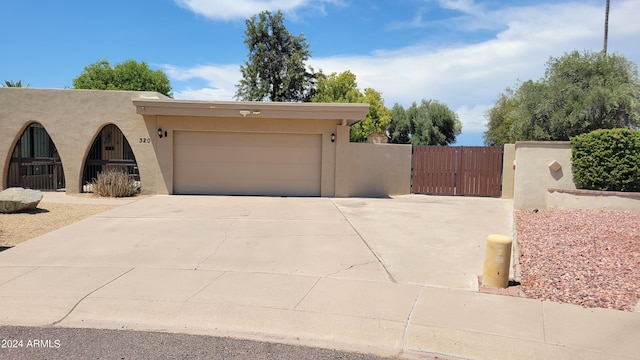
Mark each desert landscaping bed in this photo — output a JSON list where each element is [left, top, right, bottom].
[[516, 208, 640, 312], [0, 202, 119, 247]]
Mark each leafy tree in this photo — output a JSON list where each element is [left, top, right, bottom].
[[485, 80, 550, 144], [484, 51, 640, 145], [388, 100, 461, 145], [312, 71, 361, 103], [1, 80, 30, 87], [311, 71, 391, 142], [73, 59, 172, 97], [235, 10, 315, 102], [388, 104, 411, 144], [483, 89, 518, 146], [350, 88, 392, 142]]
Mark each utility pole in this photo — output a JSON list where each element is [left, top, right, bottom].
[[603, 0, 610, 55]]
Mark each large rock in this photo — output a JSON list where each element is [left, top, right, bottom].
[[0, 187, 43, 213]]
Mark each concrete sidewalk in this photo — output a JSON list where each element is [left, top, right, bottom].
[[0, 195, 638, 359]]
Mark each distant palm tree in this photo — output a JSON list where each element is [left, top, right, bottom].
[[603, 0, 610, 55], [1, 80, 30, 87]]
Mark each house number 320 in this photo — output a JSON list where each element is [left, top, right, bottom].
[[139, 138, 151, 143]]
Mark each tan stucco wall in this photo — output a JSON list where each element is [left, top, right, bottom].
[[2, 89, 418, 198], [513, 141, 575, 209], [547, 188, 640, 211], [501, 144, 515, 199], [336, 142, 412, 197], [0, 88, 165, 194]]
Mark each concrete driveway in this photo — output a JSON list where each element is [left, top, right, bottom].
[[0, 194, 523, 357], [333, 195, 514, 289], [0, 195, 513, 288], [1, 195, 636, 360]]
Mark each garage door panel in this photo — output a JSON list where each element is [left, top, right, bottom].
[[175, 145, 320, 164], [176, 162, 320, 182], [179, 178, 319, 196], [173, 131, 322, 196], [175, 131, 319, 148]]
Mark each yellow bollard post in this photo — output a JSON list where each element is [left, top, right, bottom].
[[482, 234, 512, 288]]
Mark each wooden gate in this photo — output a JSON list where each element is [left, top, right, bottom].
[[412, 146, 503, 197]]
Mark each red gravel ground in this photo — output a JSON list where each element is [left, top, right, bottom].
[[515, 209, 640, 312]]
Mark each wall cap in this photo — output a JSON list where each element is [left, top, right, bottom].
[[515, 141, 571, 149], [548, 187, 640, 199]]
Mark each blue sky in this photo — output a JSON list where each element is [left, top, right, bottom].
[[2, 0, 639, 145]]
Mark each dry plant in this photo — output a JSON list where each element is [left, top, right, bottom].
[[92, 169, 138, 197]]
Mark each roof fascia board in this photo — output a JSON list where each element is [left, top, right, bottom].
[[132, 99, 369, 125]]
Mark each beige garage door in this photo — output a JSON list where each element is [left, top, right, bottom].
[[173, 131, 322, 196]]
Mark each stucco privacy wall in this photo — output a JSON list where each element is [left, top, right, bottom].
[[336, 142, 412, 197], [513, 141, 575, 209], [547, 188, 640, 211], [500, 144, 515, 199], [0, 88, 165, 194]]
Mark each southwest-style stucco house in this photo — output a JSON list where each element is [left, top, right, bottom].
[[0, 88, 411, 197], [5, 88, 633, 211]]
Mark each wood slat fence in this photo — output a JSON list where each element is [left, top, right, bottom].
[[411, 146, 503, 197]]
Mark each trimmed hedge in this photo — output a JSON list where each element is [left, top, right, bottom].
[[570, 129, 640, 192]]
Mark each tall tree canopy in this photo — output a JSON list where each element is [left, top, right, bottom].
[[73, 59, 172, 97], [484, 51, 640, 145], [235, 10, 315, 102], [388, 100, 462, 145], [312, 71, 361, 103], [311, 71, 391, 142]]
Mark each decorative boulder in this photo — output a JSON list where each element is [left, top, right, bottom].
[[0, 187, 43, 213]]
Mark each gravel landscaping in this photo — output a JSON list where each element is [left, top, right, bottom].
[[0, 202, 118, 247], [516, 209, 640, 312]]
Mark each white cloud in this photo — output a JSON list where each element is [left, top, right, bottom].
[[163, 63, 241, 100], [165, 0, 640, 137], [455, 104, 491, 132], [174, 87, 236, 101], [173, 0, 334, 20], [438, 0, 482, 15], [310, 1, 640, 130]]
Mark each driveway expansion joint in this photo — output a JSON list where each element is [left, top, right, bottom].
[[0, 266, 40, 287], [185, 271, 227, 302], [293, 277, 322, 310], [328, 198, 397, 284]]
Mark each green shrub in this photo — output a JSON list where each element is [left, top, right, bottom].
[[570, 129, 640, 192], [92, 169, 138, 197]]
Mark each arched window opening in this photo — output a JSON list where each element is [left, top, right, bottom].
[[6, 123, 65, 190], [82, 124, 140, 192]]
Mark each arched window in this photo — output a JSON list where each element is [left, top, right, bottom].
[[82, 124, 140, 192], [7, 123, 65, 190]]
